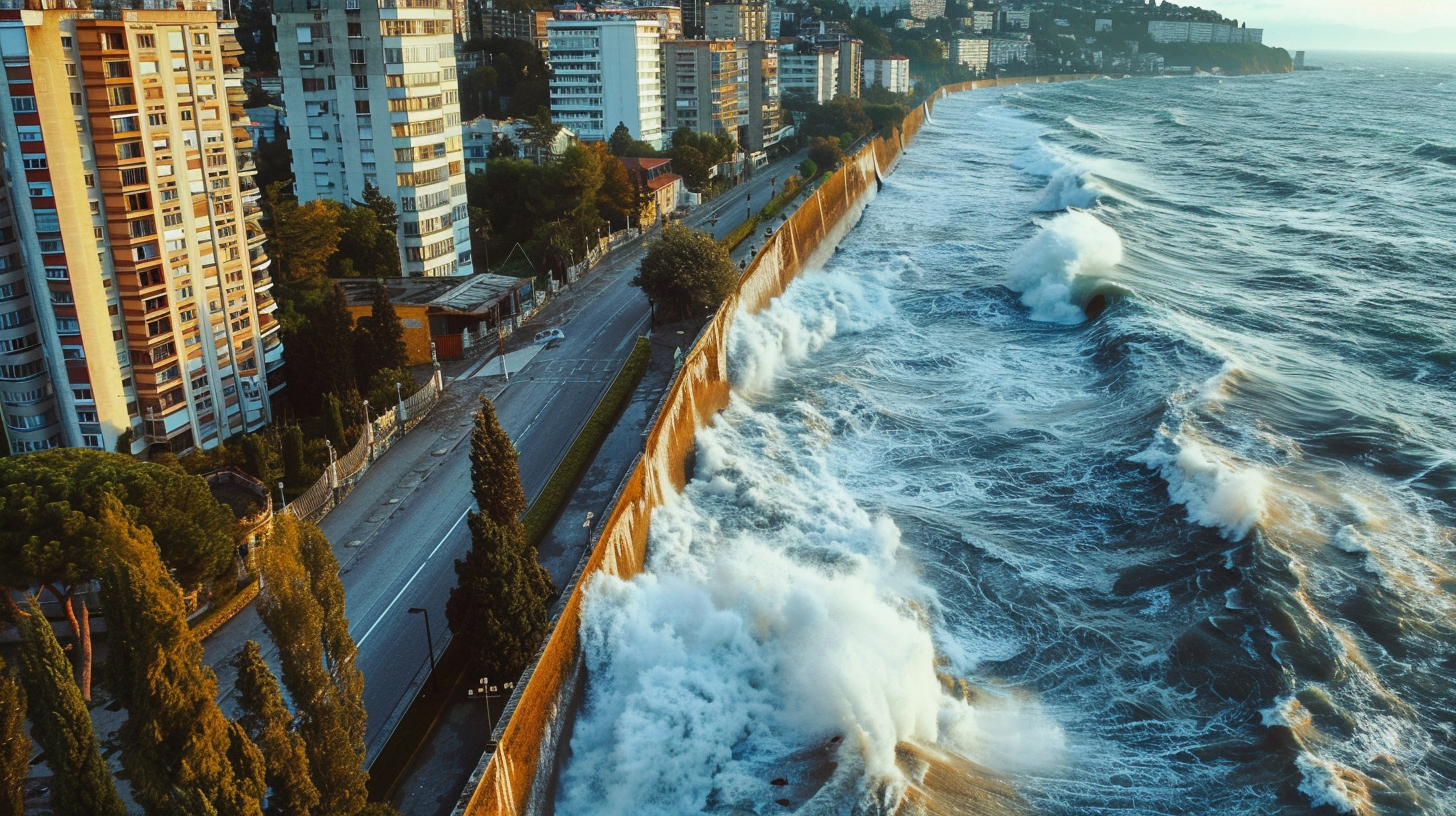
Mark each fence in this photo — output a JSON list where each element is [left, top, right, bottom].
[[284, 369, 444, 523]]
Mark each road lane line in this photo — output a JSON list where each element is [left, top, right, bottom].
[[354, 509, 468, 646]]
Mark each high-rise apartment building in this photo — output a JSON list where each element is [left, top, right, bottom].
[[276, 0, 472, 277], [950, 37, 990, 72], [703, 0, 766, 41], [864, 56, 910, 93], [778, 41, 838, 104], [663, 40, 747, 140], [745, 40, 783, 151], [0, 0, 280, 456], [548, 17, 665, 149]]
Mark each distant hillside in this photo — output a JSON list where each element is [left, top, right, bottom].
[[1154, 42, 1294, 75]]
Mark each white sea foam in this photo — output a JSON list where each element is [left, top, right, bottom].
[[1131, 429, 1269, 540], [728, 267, 889, 394], [1007, 210, 1123, 324], [557, 260, 1063, 814], [1013, 142, 1112, 211], [556, 406, 1062, 814]]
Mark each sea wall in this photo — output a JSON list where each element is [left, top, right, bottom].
[[450, 74, 1097, 816]]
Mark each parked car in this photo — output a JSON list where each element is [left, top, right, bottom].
[[533, 328, 566, 346]]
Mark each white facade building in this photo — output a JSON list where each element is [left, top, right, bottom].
[[1148, 20, 1263, 44], [548, 18, 665, 149], [950, 37, 990, 72], [277, 0, 472, 277], [778, 44, 839, 105], [864, 57, 910, 93]]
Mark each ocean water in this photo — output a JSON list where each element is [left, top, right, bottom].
[[555, 53, 1456, 816]]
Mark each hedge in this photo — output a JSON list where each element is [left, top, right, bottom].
[[720, 176, 804, 252], [521, 337, 653, 547]]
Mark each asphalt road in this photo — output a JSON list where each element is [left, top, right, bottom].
[[200, 145, 814, 758]]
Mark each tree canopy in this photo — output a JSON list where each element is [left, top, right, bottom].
[[0, 448, 238, 593], [233, 640, 320, 816], [632, 224, 739, 321], [0, 655, 31, 816]]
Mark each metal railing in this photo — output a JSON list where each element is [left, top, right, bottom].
[[283, 372, 442, 523]]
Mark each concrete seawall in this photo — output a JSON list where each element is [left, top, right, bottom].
[[450, 73, 1099, 816]]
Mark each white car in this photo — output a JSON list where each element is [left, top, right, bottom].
[[533, 328, 566, 346]]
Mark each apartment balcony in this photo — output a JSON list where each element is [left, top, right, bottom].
[[246, 226, 267, 247]]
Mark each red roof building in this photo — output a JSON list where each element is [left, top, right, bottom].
[[619, 157, 685, 224]]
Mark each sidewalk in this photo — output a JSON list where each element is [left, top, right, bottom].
[[385, 336, 681, 816]]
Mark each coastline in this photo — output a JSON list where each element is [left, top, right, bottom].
[[448, 73, 1100, 816]]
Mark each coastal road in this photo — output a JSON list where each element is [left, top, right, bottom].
[[200, 145, 813, 756]]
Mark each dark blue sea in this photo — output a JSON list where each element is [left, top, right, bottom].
[[556, 53, 1456, 815]]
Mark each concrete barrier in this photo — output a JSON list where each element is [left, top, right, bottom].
[[450, 74, 1099, 816]]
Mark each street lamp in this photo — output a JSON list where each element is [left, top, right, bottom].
[[469, 676, 515, 738], [583, 511, 595, 545], [277, 481, 285, 512], [745, 191, 752, 222], [407, 607, 438, 693]]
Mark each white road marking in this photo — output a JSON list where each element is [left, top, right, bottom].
[[354, 509, 468, 646]]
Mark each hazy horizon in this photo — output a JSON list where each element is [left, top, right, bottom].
[[1178, 1, 1456, 54]]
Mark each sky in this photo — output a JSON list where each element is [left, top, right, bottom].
[[1186, 0, 1456, 52]]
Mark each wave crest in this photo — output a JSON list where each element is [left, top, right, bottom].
[[1008, 210, 1123, 324]]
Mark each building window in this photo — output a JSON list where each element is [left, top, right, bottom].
[[10, 97, 36, 113]]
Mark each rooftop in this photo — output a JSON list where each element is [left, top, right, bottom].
[[339, 274, 530, 315]]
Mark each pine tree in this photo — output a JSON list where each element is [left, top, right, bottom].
[[467, 397, 526, 527], [448, 398, 553, 681], [92, 498, 265, 816], [0, 655, 31, 816], [258, 516, 370, 816], [359, 183, 401, 279], [13, 598, 124, 816], [297, 523, 366, 752], [232, 641, 320, 816]]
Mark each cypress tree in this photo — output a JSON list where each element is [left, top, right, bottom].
[[448, 398, 553, 680], [467, 397, 526, 527], [361, 282, 407, 378], [322, 393, 348, 453], [360, 183, 401, 279], [258, 516, 369, 816], [231, 641, 319, 816], [281, 423, 306, 487], [13, 598, 124, 816], [92, 498, 265, 816], [447, 513, 554, 681], [0, 655, 31, 816]]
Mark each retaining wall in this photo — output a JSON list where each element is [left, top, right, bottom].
[[451, 74, 1097, 816]]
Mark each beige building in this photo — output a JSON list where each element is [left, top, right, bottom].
[[951, 37, 991, 72], [663, 40, 747, 139], [0, 0, 279, 455]]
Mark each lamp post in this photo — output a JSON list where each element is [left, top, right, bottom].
[[583, 511, 595, 546], [407, 607, 438, 693], [745, 191, 752, 222]]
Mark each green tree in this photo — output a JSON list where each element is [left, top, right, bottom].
[[12, 598, 124, 816], [0, 655, 30, 816], [288, 282, 357, 413], [803, 96, 873, 141], [360, 183, 402, 278], [258, 516, 369, 816], [447, 399, 553, 680], [808, 135, 845, 171], [467, 397, 526, 527], [354, 282, 407, 386], [447, 513, 554, 681], [93, 498, 265, 816], [232, 641, 320, 816], [665, 127, 738, 191], [281, 423, 306, 487], [322, 392, 348, 452], [241, 431, 281, 487], [632, 223, 739, 321], [607, 122, 634, 156], [0, 449, 239, 698]]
